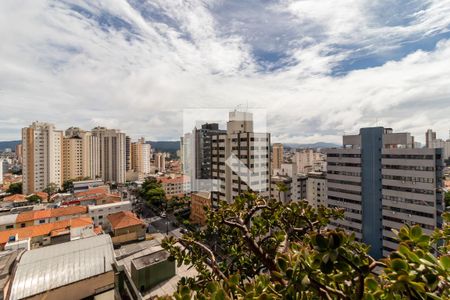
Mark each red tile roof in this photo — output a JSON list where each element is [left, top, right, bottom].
[[74, 187, 109, 198], [107, 211, 144, 230], [16, 206, 87, 223], [0, 217, 93, 245], [3, 194, 27, 203]]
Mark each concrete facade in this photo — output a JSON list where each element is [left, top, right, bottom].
[[326, 127, 444, 258]]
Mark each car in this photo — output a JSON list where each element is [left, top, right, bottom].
[[180, 228, 188, 234], [160, 212, 166, 218]]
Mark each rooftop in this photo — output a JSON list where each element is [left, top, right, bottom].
[[15, 206, 87, 223], [0, 217, 93, 244], [9, 235, 114, 300], [107, 211, 144, 230], [132, 249, 170, 270], [3, 194, 26, 203]]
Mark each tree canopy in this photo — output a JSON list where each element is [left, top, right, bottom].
[[162, 192, 450, 300], [140, 177, 166, 206], [6, 182, 22, 195]]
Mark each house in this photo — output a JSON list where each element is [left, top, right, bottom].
[[107, 211, 145, 245], [0, 217, 95, 250], [14, 206, 87, 228], [88, 201, 132, 228], [8, 235, 115, 300], [1, 195, 27, 207]]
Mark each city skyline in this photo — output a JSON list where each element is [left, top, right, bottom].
[[1, 1, 450, 142]]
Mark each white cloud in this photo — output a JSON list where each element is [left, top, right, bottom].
[[0, 0, 449, 144]]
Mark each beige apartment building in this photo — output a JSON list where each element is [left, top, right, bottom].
[[22, 122, 63, 194], [65, 127, 101, 180], [131, 137, 151, 175], [91, 127, 126, 183], [271, 143, 283, 171]]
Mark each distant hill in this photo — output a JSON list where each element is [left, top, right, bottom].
[[0, 140, 20, 151], [283, 142, 340, 149], [147, 141, 180, 154]]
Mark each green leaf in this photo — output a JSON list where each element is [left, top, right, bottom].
[[411, 226, 423, 241], [277, 257, 288, 271], [320, 260, 334, 274], [316, 234, 328, 251], [391, 258, 409, 272], [301, 275, 310, 286], [440, 255, 450, 270], [365, 278, 378, 291], [329, 233, 341, 249]]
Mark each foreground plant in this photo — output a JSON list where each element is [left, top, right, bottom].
[[162, 193, 450, 299]]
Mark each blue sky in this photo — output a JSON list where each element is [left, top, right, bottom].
[[1, 0, 450, 143]]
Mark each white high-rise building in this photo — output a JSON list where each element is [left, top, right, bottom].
[[155, 152, 166, 173], [22, 122, 63, 194], [211, 111, 271, 203]]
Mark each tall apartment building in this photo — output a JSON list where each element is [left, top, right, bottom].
[[131, 138, 151, 175], [15, 144, 23, 164], [425, 129, 450, 161], [326, 127, 444, 258], [125, 136, 132, 172], [272, 143, 284, 171], [194, 123, 226, 180], [22, 122, 63, 194], [91, 127, 126, 184], [211, 111, 271, 203], [62, 135, 84, 181], [306, 171, 327, 207], [155, 153, 166, 173], [64, 127, 100, 180], [294, 149, 326, 173], [425, 129, 437, 148]]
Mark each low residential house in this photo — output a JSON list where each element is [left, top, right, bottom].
[[63, 187, 121, 206], [88, 201, 132, 228], [0, 217, 95, 250], [14, 206, 87, 228], [158, 176, 190, 199], [8, 235, 115, 300], [1, 195, 27, 208], [0, 214, 17, 231], [190, 192, 211, 226], [107, 211, 145, 245], [27, 191, 49, 202]]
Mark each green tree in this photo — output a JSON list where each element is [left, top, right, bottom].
[[62, 179, 74, 193], [445, 191, 450, 210], [6, 182, 22, 194], [139, 177, 166, 207], [26, 194, 41, 203], [43, 183, 58, 198], [162, 192, 450, 299], [275, 182, 289, 203]]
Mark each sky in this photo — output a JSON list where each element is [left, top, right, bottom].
[[1, 0, 450, 144]]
